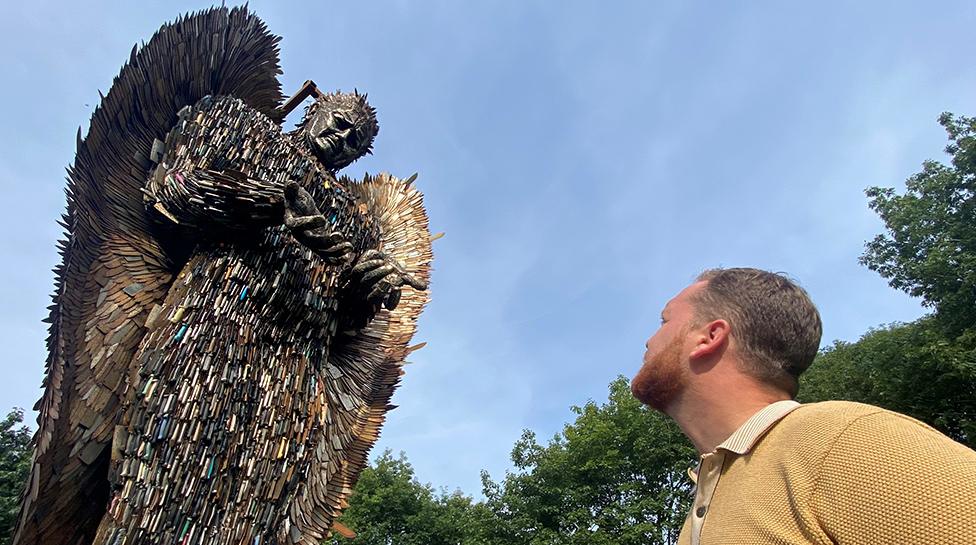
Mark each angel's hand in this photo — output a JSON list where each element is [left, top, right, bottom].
[[340, 249, 427, 330], [283, 182, 354, 265]]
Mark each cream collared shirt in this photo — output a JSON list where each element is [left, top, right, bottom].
[[684, 400, 801, 545]]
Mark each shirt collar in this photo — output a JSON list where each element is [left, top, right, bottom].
[[715, 399, 801, 455]]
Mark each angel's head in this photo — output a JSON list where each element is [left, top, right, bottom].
[[298, 91, 378, 171]]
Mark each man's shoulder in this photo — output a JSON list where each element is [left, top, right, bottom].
[[788, 400, 938, 429], [789, 400, 886, 422], [773, 400, 967, 454], [761, 401, 922, 451], [787, 403, 976, 504], [782, 400, 937, 433]]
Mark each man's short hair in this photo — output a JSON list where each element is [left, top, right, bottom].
[[693, 268, 822, 397]]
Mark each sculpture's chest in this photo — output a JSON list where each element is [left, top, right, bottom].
[[160, 95, 380, 331]]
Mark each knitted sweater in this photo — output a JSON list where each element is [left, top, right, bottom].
[[677, 400, 976, 545]]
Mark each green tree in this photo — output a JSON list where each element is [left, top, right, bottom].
[[799, 112, 976, 448], [327, 450, 489, 545], [480, 377, 695, 545], [861, 113, 976, 336], [0, 409, 32, 545]]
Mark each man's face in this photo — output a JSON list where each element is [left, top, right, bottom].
[[631, 282, 704, 411]]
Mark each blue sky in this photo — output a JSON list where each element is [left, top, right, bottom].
[[1, 1, 973, 496]]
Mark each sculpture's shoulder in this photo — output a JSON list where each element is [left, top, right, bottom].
[[159, 95, 345, 204]]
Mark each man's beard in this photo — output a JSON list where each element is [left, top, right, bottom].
[[631, 335, 687, 411]]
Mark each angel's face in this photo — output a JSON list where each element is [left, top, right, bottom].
[[304, 93, 378, 171]]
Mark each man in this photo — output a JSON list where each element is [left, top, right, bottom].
[[632, 267, 976, 545]]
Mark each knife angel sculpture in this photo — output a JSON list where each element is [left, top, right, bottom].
[[13, 7, 433, 545]]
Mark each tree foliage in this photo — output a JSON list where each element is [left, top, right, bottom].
[[0, 409, 32, 545], [328, 379, 695, 545], [811, 112, 976, 448], [861, 113, 976, 336], [326, 450, 489, 545], [479, 377, 695, 545]]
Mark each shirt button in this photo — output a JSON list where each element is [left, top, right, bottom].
[[696, 506, 707, 517]]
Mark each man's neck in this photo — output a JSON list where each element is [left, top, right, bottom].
[[666, 382, 789, 455]]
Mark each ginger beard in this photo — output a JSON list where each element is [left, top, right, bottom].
[[632, 333, 688, 411]]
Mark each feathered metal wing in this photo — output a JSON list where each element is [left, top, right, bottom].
[[16, 8, 284, 545]]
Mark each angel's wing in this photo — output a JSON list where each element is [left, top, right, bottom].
[[15, 8, 284, 545]]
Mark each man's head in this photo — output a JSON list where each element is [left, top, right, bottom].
[[692, 268, 822, 396], [632, 268, 822, 410], [298, 91, 378, 171]]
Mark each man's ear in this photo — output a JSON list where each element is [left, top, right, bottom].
[[689, 319, 730, 359]]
